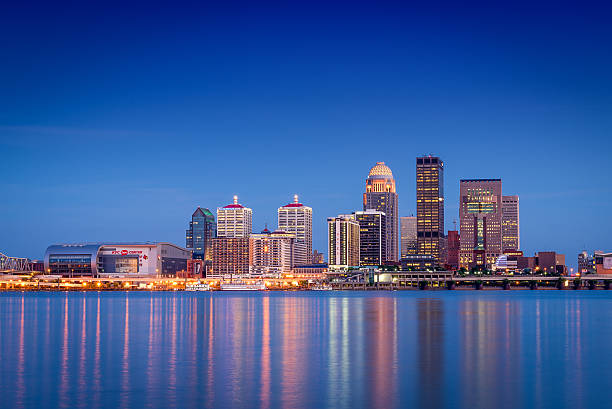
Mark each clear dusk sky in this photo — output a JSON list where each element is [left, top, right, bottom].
[[1, 1, 611, 267]]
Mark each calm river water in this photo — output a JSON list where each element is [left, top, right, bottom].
[[0, 291, 611, 409]]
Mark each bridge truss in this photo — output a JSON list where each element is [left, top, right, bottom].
[[0, 252, 32, 273]]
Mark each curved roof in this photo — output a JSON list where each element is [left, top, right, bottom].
[[368, 161, 393, 178]]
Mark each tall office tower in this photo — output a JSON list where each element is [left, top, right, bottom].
[[459, 179, 503, 268], [185, 207, 216, 261], [249, 229, 295, 276], [217, 195, 252, 238], [363, 162, 398, 261], [446, 230, 460, 269], [416, 156, 445, 264], [210, 237, 250, 277], [278, 195, 312, 266], [328, 215, 360, 268], [400, 216, 417, 258], [501, 195, 520, 251], [354, 210, 387, 266]]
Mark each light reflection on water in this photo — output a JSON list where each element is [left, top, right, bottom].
[[0, 291, 611, 409]]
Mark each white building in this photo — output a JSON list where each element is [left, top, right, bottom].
[[249, 229, 295, 276], [400, 216, 417, 258], [278, 195, 312, 266], [217, 195, 253, 238]]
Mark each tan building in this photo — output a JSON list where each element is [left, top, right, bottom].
[[217, 195, 252, 238], [459, 179, 503, 268], [400, 216, 417, 258], [416, 157, 445, 264], [328, 214, 360, 268], [210, 237, 250, 277], [501, 195, 520, 251], [278, 195, 312, 266], [364, 162, 398, 261], [595, 252, 612, 274], [249, 229, 295, 276]]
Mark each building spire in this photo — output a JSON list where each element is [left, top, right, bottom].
[[294, 194, 299, 204], [233, 195, 238, 205]]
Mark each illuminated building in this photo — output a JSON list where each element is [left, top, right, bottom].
[[217, 195, 252, 238], [327, 214, 360, 268], [249, 229, 295, 276], [578, 251, 595, 274], [364, 162, 398, 261], [185, 207, 216, 261], [44, 242, 191, 277], [594, 251, 612, 274], [400, 216, 417, 258], [446, 230, 459, 269], [416, 156, 445, 264], [277, 195, 312, 266], [210, 237, 250, 277], [501, 195, 520, 251], [354, 209, 386, 266], [312, 250, 325, 264], [459, 179, 503, 268]]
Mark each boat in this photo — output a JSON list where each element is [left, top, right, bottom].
[[221, 280, 266, 291], [311, 284, 333, 291], [185, 280, 211, 291]]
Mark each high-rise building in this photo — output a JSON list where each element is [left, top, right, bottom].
[[354, 209, 386, 266], [185, 207, 216, 261], [578, 251, 595, 275], [312, 250, 325, 264], [210, 237, 250, 277], [446, 230, 460, 269], [501, 195, 520, 251], [328, 214, 360, 268], [249, 229, 295, 276], [459, 179, 503, 268], [217, 195, 252, 238], [416, 156, 445, 264], [363, 162, 398, 262], [278, 195, 312, 266], [400, 216, 417, 258]]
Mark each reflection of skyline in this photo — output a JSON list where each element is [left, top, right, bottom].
[[417, 298, 444, 409]]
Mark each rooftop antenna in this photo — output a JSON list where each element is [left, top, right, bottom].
[[453, 219, 457, 231]]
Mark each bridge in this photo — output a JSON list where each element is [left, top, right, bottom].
[[0, 251, 32, 274]]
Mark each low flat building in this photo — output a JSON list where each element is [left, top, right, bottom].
[[44, 243, 191, 277], [594, 252, 612, 274], [400, 254, 437, 271]]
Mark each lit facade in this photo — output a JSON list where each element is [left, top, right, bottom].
[[185, 207, 216, 261], [446, 230, 460, 269], [249, 229, 295, 276], [459, 179, 503, 268], [416, 156, 445, 264], [278, 195, 312, 266], [328, 215, 360, 268], [400, 216, 417, 258], [354, 209, 386, 266], [501, 195, 520, 251], [210, 237, 250, 277], [217, 195, 252, 238], [363, 162, 398, 262]]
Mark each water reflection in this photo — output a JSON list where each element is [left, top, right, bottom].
[[417, 298, 444, 409]]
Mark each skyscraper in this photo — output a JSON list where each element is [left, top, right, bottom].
[[363, 162, 398, 261], [328, 214, 360, 268], [501, 195, 520, 251], [249, 229, 295, 276], [354, 209, 386, 266], [278, 195, 312, 266], [459, 179, 503, 268], [416, 156, 444, 264], [217, 195, 252, 238], [400, 216, 417, 258], [210, 238, 250, 277], [185, 207, 216, 261]]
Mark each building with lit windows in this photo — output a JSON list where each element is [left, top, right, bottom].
[[459, 179, 503, 268], [328, 214, 360, 268], [594, 251, 612, 275], [185, 207, 216, 261], [278, 195, 312, 266], [400, 216, 417, 258], [217, 196, 252, 238], [44, 242, 191, 277], [501, 195, 520, 252], [210, 237, 250, 277], [364, 162, 398, 262], [578, 251, 595, 274], [446, 230, 460, 269], [249, 229, 295, 276], [354, 209, 386, 266], [416, 156, 445, 264]]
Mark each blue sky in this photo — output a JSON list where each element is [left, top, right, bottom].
[[1, 2, 611, 267]]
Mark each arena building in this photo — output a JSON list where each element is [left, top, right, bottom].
[[44, 242, 191, 277]]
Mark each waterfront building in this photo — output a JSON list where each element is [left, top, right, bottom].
[[312, 250, 325, 264], [185, 207, 216, 261], [400, 216, 417, 258], [400, 254, 437, 271], [536, 251, 567, 275], [501, 195, 520, 251], [578, 251, 595, 274], [459, 179, 503, 269], [210, 237, 250, 277], [44, 242, 191, 277], [446, 230, 460, 269], [249, 229, 295, 276], [217, 196, 252, 238], [278, 195, 312, 266], [594, 251, 612, 274], [354, 209, 387, 266], [416, 156, 445, 264], [328, 214, 360, 268], [364, 162, 398, 261]]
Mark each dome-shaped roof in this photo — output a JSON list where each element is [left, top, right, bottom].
[[368, 162, 393, 177]]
